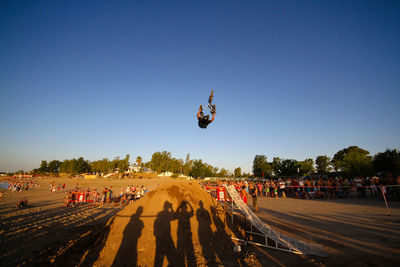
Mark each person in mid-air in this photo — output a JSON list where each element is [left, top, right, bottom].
[[197, 105, 215, 128], [197, 90, 216, 128]]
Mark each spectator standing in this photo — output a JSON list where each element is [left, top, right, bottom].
[[279, 179, 286, 198], [240, 186, 248, 204], [250, 184, 258, 212]]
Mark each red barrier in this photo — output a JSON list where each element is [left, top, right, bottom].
[[216, 187, 226, 201], [67, 192, 94, 203]]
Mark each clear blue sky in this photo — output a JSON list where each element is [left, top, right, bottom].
[[1, 0, 399, 173]]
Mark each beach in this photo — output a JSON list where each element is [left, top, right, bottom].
[[0, 177, 399, 266]]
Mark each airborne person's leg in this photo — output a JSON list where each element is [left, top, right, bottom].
[[208, 90, 214, 104]]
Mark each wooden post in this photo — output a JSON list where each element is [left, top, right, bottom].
[[380, 185, 392, 216]]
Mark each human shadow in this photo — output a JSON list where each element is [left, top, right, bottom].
[[196, 200, 216, 266], [154, 201, 177, 267], [211, 206, 242, 266], [111, 206, 144, 267], [176, 201, 196, 267], [0, 203, 124, 267], [76, 216, 117, 267]]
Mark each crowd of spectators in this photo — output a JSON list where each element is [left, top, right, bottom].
[[205, 174, 400, 201], [49, 181, 66, 192], [64, 185, 148, 207], [0, 177, 39, 192]]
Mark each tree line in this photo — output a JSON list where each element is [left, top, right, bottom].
[[32, 155, 130, 175], [29, 146, 399, 178], [30, 152, 239, 178], [252, 146, 400, 178]]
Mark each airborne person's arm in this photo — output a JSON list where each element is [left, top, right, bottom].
[[210, 111, 215, 122], [197, 105, 203, 119]]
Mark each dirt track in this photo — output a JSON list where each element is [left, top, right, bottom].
[[0, 177, 399, 266], [250, 197, 400, 266]]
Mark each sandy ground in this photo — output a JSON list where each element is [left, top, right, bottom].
[[0, 177, 399, 266], [248, 196, 400, 266], [0, 177, 176, 266]]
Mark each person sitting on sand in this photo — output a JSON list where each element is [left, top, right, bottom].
[[16, 198, 28, 209], [135, 187, 142, 200], [64, 192, 72, 207], [129, 191, 135, 204]]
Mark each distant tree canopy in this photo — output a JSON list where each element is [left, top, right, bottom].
[[332, 146, 373, 177], [48, 160, 61, 173], [31, 151, 233, 178], [251, 146, 399, 178], [60, 157, 91, 175], [189, 159, 211, 178], [136, 156, 142, 166], [295, 158, 315, 176], [234, 167, 241, 177], [373, 149, 400, 174], [148, 151, 174, 173], [39, 160, 48, 172], [91, 154, 130, 174], [252, 155, 271, 177], [30, 146, 399, 178], [316, 155, 333, 174], [271, 157, 282, 176], [33, 155, 129, 175], [280, 159, 297, 176]]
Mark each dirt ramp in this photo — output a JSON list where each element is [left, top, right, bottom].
[[92, 182, 243, 267]]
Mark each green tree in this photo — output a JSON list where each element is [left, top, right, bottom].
[[48, 160, 61, 173], [111, 157, 120, 171], [373, 149, 400, 174], [252, 155, 271, 177], [295, 159, 315, 176], [333, 146, 373, 177], [234, 167, 241, 177], [190, 159, 205, 178], [204, 163, 214, 177], [183, 160, 193, 176], [39, 160, 48, 172], [91, 158, 112, 174], [169, 158, 184, 173], [60, 159, 77, 174], [136, 156, 142, 167], [271, 157, 282, 176], [212, 167, 219, 176], [316, 155, 332, 174], [150, 151, 172, 173], [118, 154, 130, 172], [280, 159, 298, 176], [332, 146, 370, 172], [76, 157, 91, 174], [182, 153, 192, 175], [31, 168, 41, 174], [218, 168, 228, 177]]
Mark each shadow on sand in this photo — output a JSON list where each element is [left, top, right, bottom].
[[111, 206, 144, 266]]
